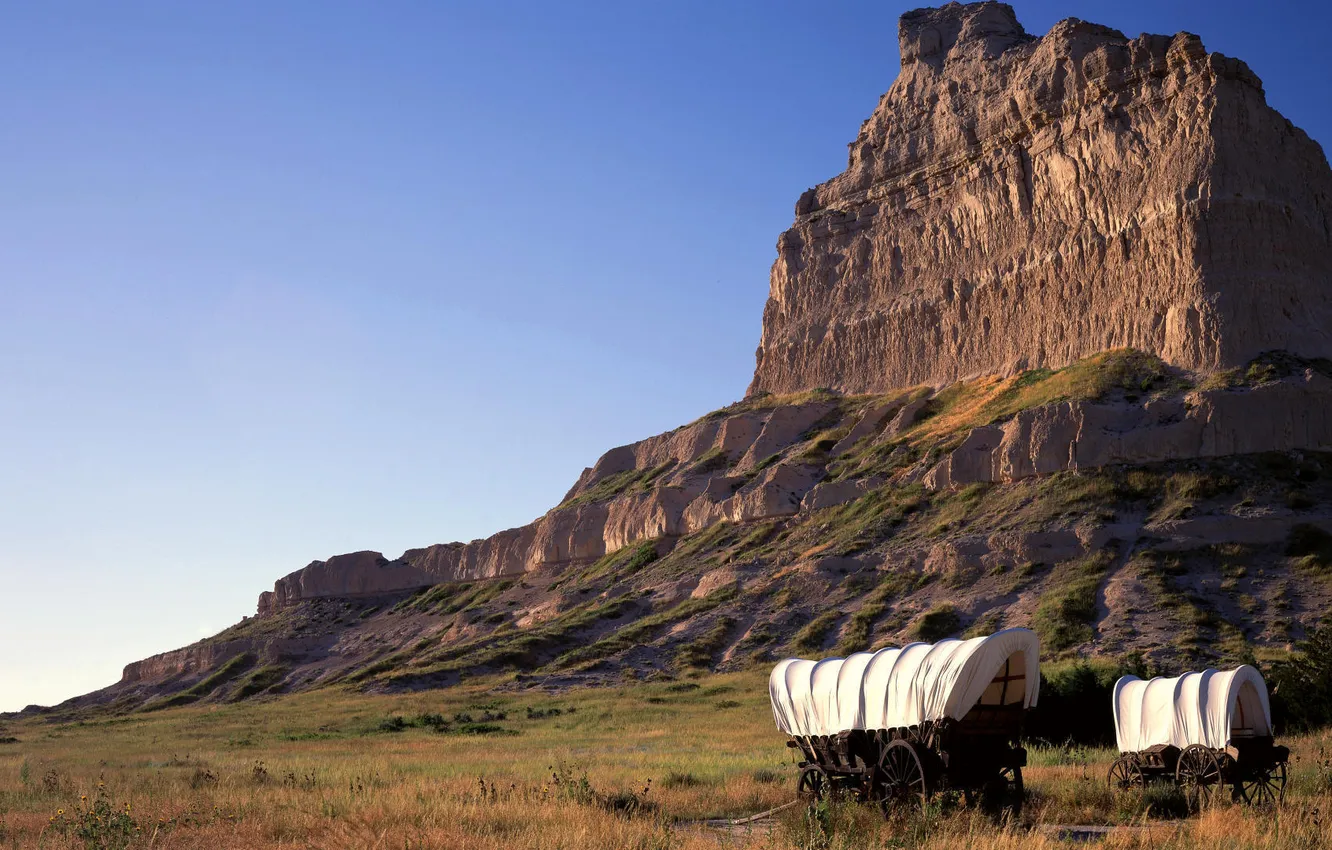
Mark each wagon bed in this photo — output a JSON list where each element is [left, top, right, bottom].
[[770, 628, 1038, 815], [1108, 666, 1288, 806]]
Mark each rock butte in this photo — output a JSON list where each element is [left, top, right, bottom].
[[84, 3, 1332, 694], [247, 2, 1332, 618], [750, 1, 1332, 395]]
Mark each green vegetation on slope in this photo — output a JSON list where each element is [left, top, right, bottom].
[[1033, 551, 1115, 653]]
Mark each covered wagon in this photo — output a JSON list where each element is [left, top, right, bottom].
[[769, 628, 1039, 814], [1109, 666, 1288, 806]]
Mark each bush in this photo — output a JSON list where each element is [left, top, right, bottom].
[[234, 664, 288, 700], [1033, 552, 1113, 652], [752, 767, 783, 784], [792, 610, 842, 654], [911, 605, 961, 643], [1286, 523, 1332, 568], [661, 771, 704, 788], [1267, 623, 1332, 732], [622, 542, 660, 574], [379, 716, 409, 733], [1027, 656, 1152, 746], [675, 616, 737, 669]]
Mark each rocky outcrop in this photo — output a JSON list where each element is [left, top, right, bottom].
[[121, 640, 251, 684], [750, 2, 1332, 396], [925, 371, 1332, 488], [255, 367, 1332, 615], [257, 402, 837, 614], [258, 551, 436, 615]]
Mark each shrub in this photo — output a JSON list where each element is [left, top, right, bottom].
[[189, 768, 219, 789], [1027, 656, 1152, 746], [379, 716, 409, 733], [234, 664, 288, 700], [622, 542, 660, 575], [457, 723, 516, 736], [752, 767, 783, 784], [792, 610, 842, 654], [690, 448, 729, 474], [911, 605, 960, 643], [675, 616, 736, 669], [524, 705, 564, 719], [1032, 552, 1114, 652], [1286, 523, 1332, 568], [1267, 623, 1332, 732], [661, 771, 704, 788]]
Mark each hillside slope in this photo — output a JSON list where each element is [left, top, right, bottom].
[[50, 351, 1332, 714], [27, 2, 1332, 717]]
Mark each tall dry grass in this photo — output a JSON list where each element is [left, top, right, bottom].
[[1, 673, 1329, 848]]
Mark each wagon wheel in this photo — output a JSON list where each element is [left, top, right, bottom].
[[981, 765, 1024, 819], [796, 765, 829, 803], [1004, 766, 1024, 818], [875, 739, 928, 815], [1237, 761, 1286, 807], [1176, 745, 1223, 810], [1107, 755, 1145, 792]]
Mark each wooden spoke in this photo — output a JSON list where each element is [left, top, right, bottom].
[[1107, 756, 1144, 792], [994, 765, 1024, 819], [796, 765, 829, 803], [875, 739, 928, 815], [1176, 745, 1223, 811], [1238, 761, 1286, 807]]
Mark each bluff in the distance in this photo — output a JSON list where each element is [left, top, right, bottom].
[[244, 2, 1332, 619], [46, 3, 1332, 712], [749, 2, 1332, 396]]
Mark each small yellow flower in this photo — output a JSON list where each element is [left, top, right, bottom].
[[57, 809, 64, 815]]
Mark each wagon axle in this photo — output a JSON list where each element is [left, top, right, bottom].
[[771, 629, 1038, 819], [1109, 667, 1289, 809]]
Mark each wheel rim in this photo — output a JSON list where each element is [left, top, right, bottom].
[[797, 766, 827, 802], [1177, 746, 1222, 810], [877, 740, 927, 812], [1108, 757, 1142, 792], [1239, 761, 1286, 807]]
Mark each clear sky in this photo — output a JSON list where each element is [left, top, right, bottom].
[[2, 1, 1329, 713]]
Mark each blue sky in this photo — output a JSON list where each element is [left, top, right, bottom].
[[3, 1, 1329, 712]]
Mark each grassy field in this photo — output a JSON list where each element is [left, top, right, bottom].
[[2, 672, 1331, 848]]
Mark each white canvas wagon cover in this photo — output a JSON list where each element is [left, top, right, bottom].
[[1112, 666, 1273, 753], [768, 628, 1040, 737]]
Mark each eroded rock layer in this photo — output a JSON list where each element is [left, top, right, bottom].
[[749, 2, 1332, 395], [253, 363, 1332, 616]]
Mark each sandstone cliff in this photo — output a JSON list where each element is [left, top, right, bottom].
[[64, 4, 1332, 713], [749, 2, 1332, 395]]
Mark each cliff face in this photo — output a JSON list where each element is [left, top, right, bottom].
[[749, 2, 1332, 395], [71, 4, 1332, 711]]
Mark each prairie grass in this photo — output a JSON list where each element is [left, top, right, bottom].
[[6, 671, 1328, 848]]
